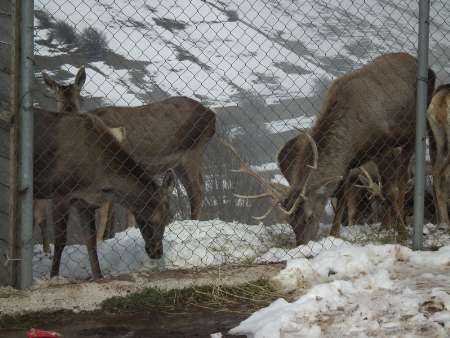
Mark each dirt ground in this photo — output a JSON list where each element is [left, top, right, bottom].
[[1, 306, 250, 338]]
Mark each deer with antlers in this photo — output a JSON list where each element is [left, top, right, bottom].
[[330, 160, 383, 236], [427, 84, 450, 226], [225, 53, 435, 245]]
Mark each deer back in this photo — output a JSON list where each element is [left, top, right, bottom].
[[33, 108, 160, 203], [90, 96, 216, 173]]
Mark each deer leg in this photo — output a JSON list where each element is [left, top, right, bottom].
[[381, 190, 395, 231], [50, 201, 69, 277], [104, 205, 115, 239], [127, 210, 137, 228], [79, 206, 103, 280], [175, 161, 204, 220], [96, 202, 113, 241], [433, 172, 449, 225], [34, 200, 50, 253], [330, 192, 346, 237], [347, 192, 357, 227], [330, 204, 343, 237], [38, 217, 50, 254], [394, 163, 409, 240], [428, 115, 449, 225]]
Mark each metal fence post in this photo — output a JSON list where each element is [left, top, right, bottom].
[[17, 0, 34, 288], [413, 0, 430, 251]]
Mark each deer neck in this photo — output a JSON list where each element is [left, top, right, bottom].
[[306, 137, 354, 198]]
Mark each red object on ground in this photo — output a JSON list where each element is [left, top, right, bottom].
[[27, 328, 62, 338]]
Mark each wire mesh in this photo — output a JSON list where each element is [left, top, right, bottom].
[[28, 0, 450, 281]]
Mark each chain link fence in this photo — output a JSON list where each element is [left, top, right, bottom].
[[24, 0, 450, 281]]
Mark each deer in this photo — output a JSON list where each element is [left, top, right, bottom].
[[40, 67, 215, 243], [225, 52, 436, 245], [427, 84, 450, 226], [32, 67, 87, 253], [40, 67, 136, 244], [330, 160, 383, 236], [34, 107, 176, 279], [37, 69, 216, 279]]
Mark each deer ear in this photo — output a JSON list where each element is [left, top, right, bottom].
[[42, 72, 58, 91], [75, 66, 86, 89], [162, 170, 175, 194]]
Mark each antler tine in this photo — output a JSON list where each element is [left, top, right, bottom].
[[252, 204, 277, 220], [220, 138, 285, 200], [298, 130, 318, 170], [278, 191, 304, 215], [277, 130, 320, 215], [300, 130, 319, 195], [279, 175, 343, 216], [233, 192, 274, 200], [354, 166, 382, 199]]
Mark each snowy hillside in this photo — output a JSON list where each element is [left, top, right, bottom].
[[32, 0, 450, 169], [34, 0, 450, 109]]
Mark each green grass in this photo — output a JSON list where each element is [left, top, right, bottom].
[[0, 313, 42, 330], [0, 279, 291, 330], [101, 278, 284, 314]]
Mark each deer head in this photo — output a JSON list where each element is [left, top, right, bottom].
[[139, 170, 176, 258], [352, 161, 384, 201], [42, 66, 86, 113], [221, 133, 341, 244]]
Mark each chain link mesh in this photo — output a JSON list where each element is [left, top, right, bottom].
[[30, 0, 450, 280]]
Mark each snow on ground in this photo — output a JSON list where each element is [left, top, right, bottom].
[[271, 174, 289, 186], [33, 217, 450, 282], [251, 162, 278, 172], [230, 243, 450, 338], [32, 220, 295, 280], [265, 116, 315, 134]]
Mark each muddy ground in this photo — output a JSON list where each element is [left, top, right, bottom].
[[1, 306, 251, 338]]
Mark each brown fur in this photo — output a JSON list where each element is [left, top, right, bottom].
[[39, 69, 216, 246], [90, 96, 216, 219], [427, 84, 450, 225], [330, 161, 383, 236], [36, 70, 216, 279], [38, 68, 132, 245], [33, 68, 86, 253], [34, 108, 176, 279], [278, 52, 435, 245], [43, 66, 86, 114]]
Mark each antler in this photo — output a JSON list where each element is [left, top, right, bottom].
[[279, 130, 319, 215], [220, 130, 322, 220], [354, 166, 383, 200], [220, 138, 287, 220]]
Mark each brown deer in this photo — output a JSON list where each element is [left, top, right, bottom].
[[41, 68, 215, 242], [89, 95, 216, 221], [330, 160, 383, 236], [37, 70, 216, 279], [427, 84, 450, 225], [32, 67, 87, 253], [34, 108, 176, 279], [279, 135, 408, 236], [227, 53, 436, 245], [41, 67, 136, 243], [42, 66, 86, 113]]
